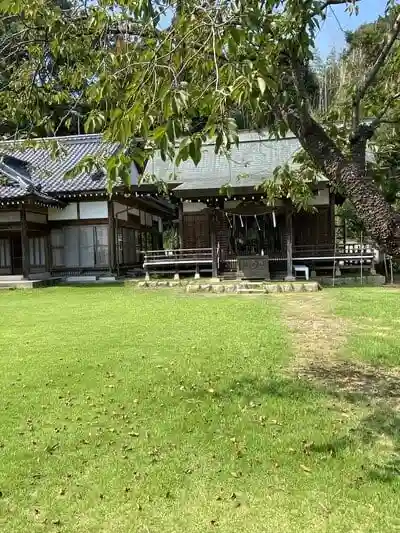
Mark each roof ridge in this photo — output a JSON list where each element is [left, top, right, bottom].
[[201, 132, 298, 147], [0, 133, 106, 146]]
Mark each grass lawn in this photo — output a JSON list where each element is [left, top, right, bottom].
[[0, 286, 399, 533]]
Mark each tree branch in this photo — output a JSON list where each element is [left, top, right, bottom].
[[287, 56, 313, 130], [319, 0, 359, 11], [352, 11, 400, 132], [369, 92, 400, 130]]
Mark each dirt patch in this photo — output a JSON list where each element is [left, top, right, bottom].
[[276, 293, 400, 409], [278, 293, 347, 362]]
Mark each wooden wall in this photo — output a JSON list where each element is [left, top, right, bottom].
[[293, 206, 334, 247], [183, 213, 210, 248], [182, 205, 335, 255]]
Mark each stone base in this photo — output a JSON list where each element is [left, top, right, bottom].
[[131, 279, 321, 293], [66, 276, 97, 282], [0, 277, 62, 289], [186, 281, 321, 294], [318, 275, 386, 287]]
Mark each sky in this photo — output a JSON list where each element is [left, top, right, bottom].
[[315, 0, 387, 58]]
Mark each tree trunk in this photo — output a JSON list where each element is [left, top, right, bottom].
[[335, 161, 400, 255], [284, 111, 400, 255]]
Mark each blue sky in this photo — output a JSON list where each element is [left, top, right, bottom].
[[316, 0, 386, 57], [158, 0, 385, 57]]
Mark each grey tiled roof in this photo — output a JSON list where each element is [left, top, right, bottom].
[[145, 131, 310, 192], [0, 134, 119, 200]]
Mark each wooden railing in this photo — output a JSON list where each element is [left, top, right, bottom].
[[222, 243, 377, 275], [292, 243, 376, 258], [143, 248, 214, 267], [143, 243, 376, 278], [143, 247, 221, 278]]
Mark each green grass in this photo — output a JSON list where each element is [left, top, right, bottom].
[[331, 287, 400, 367], [0, 287, 399, 533]]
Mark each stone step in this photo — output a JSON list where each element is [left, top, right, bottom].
[[236, 288, 266, 294], [66, 276, 97, 282], [0, 278, 61, 289]]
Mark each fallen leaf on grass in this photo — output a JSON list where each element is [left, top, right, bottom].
[[303, 441, 314, 454], [44, 443, 59, 454], [300, 464, 312, 473], [270, 420, 282, 426]]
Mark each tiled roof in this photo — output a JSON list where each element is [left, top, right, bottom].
[[145, 132, 315, 193], [0, 155, 64, 206], [0, 134, 119, 200]]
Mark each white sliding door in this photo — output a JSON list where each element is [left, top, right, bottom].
[[64, 226, 80, 267], [50, 225, 109, 268], [80, 226, 95, 267]]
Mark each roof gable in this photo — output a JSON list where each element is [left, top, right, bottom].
[[0, 134, 120, 199], [145, 132, 303, 192]]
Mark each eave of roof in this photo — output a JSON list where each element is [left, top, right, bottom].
[[0, 134, 120, 199]]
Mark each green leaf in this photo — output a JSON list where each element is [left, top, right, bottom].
[[257, 77, 266, 95], [189, 140, 201, 166], [153, 126, 167, 141]]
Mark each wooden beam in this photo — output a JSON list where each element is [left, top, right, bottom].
[[178, 202, 184, 248], [49, 219, 108, 227], [210, 209, 218, 278], [108, 201, 115, 273], [20, 207, 30, 279], [46, 233, 52, 273], [285, 203, 295, 281], [329, 189, 336, 246]]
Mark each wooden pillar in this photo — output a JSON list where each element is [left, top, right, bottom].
[[108, 201, 115, 273], [285, 203, 295, 281], [46, 232, 52, 274], [329, 188, 336, 248], [178, 201, 184, 249], [20, 207, 30, 279], [210, 209, 218, 278]]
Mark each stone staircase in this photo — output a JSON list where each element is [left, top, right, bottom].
[[131, 279, 321, 293]]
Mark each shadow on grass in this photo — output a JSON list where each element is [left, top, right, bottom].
[[213, 375, 313, 402], [309, 358, 400, 482], [299, 360, 400, 405], [359, 409, 400, 482], [190, 371, 400, 483], [58, 282, 125, 289]]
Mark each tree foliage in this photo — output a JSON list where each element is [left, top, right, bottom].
[[0, 0, 102, 137], [314, 8, 400, 233], [0, 0, 400, 253]]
